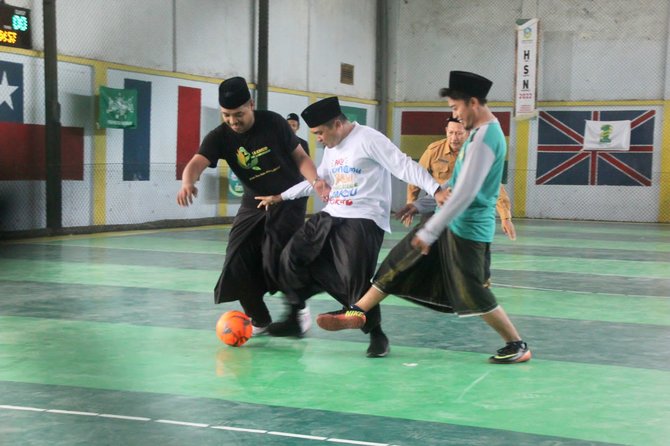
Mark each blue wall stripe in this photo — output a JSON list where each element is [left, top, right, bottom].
[[123, 79, 151, 181]]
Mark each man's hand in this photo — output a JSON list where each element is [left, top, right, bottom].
[[434, 187, 451, 206], [255, 194, 282, 210], [501, 218, 517, 240], [177, 184, 198, 207], [395, 203, 419, 227], [411, 236, 431, 255], [313, 179, 331, 202]]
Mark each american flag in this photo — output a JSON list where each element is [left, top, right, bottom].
[[536, 110, 654, 186]]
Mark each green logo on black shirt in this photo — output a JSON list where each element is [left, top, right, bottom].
[[236, 147, 260, 171], [236, 146, 272, 171]]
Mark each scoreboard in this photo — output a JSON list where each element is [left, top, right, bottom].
[[0, 4, 31, 50]]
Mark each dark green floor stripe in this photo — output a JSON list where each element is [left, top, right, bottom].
[[1, 281, 668, 371], [4, 277, 669, 328], [0, 382, 621, 446], [13, 236, 227, 255], [9, 255, 667, 301], [2, 243, 668, 284]]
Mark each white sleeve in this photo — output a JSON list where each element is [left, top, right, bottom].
[[416, 138, 496, 245], [365, 131, 440, 196], [280, 153, 329, 200], [280, 180, 312, 200]]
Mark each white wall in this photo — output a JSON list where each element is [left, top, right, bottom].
[[175, 0, 255, 79], [388, 0, 670, 102], [538, 0, 669, 101], [389, 0, 523, 102], [306, 0, 377, 98], [21, 0, 376, 95], [268, 0, 310, 91]]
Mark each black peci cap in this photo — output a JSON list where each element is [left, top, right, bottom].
[[301, 97, 342, 128], [218, 76, 251, 109], [439, 71, 493, 99], [286, 113, 300, 122]]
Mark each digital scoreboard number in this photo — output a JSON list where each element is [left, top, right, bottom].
[[0, 4, 31, 50]]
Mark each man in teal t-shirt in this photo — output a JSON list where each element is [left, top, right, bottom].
[[445, 118, 506, 243], [317, 71, 531, 365]]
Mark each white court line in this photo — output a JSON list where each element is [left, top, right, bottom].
[[456, 371, 491, 402], [0, 404, 45, 412], [327, 439, 389, 446], [155, 419, 209, 428], [494, 267, 667, 280], [98, 413, 151, 421], [46, 409, 98, 416], [210, 425, 266, 434], [0, 404, 397, 445], [268, 431, 328, 440], [494, 282, 668, 298]]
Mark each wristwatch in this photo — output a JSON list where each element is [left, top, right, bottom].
[[311, 177, 321, 186]]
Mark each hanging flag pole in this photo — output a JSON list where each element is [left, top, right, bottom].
[[44, 0, 61, 229]]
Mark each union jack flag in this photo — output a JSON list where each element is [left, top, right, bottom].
[[536, 110, 654, 186]]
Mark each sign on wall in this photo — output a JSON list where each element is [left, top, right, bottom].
[[514, 18, 539, 119], [99, 86, 137, 129], [583, 120, 631, 151]]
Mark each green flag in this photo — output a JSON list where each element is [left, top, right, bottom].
[[99, 86, 137, 129]]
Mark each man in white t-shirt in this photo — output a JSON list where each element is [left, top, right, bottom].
[[255, 96, 448, 357]]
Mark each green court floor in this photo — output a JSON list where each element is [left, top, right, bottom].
[[1, 219, 669, 445]]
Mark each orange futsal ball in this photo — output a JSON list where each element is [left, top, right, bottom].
[[216, 310, 253, 347]]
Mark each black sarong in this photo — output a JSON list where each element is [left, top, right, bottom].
[[373, 224, 498, 316], [279, 212, 384, 332], [214, 198, 307, 325]]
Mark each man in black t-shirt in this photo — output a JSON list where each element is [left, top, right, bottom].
[[177, 77, 328, 335], [286, 113, 310, 157]]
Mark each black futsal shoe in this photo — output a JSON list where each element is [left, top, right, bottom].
[[267, 306, 311, 338], [489, 341, 532, 364], [367, 327, 390, 358]]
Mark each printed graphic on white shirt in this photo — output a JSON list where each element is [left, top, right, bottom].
[[328, 158, 361, 206]]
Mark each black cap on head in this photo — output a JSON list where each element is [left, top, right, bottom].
[[301, 97, 342, 128], [286, 113, 300, 122], [439, 71, 493, 99], [218, 76, 251, 109]]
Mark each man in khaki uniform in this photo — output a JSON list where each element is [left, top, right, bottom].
[[405, 117, 515, 241]]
